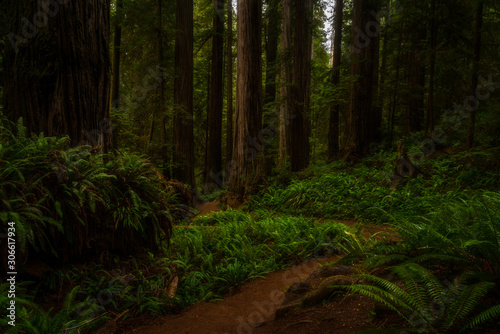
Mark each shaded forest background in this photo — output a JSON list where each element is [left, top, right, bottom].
[[1, 0, 500, 333], [2, 0, 499, 200]]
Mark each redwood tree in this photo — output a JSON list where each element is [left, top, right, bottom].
[[112, 0, 123, 110], [328, 0, 344, 160], [279, 0, 293, 166], [225, 0, 234, 176], [4, 0, 112, 152], [205, 0, 225, 190], [342, 0, 379, 161], [466, 0, 484, 149], [229, 0, 263, 199], [290, 0, 313, 172], [173, 0, 195, 191]]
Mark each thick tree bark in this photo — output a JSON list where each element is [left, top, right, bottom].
[[158, 0, 168, 176], [466, 0, 484, 149], [173, 0, 195, 192], [369, 30, 382, 143], [278, 0, 292, 167], [328, 0, 344, 161], [112, 0, 123, 110], [405, 44, 425, 135], [342, 0, 378, 161], [389, 19, 404, 148], [264, 0, 279, 106], [263, 0, 280, 174], [4, 0, 112, 152], [225, 0, 234, 179], [426, 0, 437, 136], [290, 0, 313, 172], [205, 0, 225, 191], [379, 0, 390, 127], [229, 0, 262, 200]]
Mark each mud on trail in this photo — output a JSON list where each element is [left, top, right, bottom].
[[115, 202, 402, 334], [118, 256, 341, 334]]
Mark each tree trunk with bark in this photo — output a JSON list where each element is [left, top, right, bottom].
[[225, 0, 234, 179], [342, 0, 378, 161], [290, 0, 313, 172], [264, 0, 279, 106], [328, 0, 344, 161], [4, 0, 112, 152], [229, 0, 263, 200], [173, 0, 195, 192], [466, 0, 484, 149], [157, 0, 168, 176], [205, 0, 225, 191], [426, 0, 437, 136], [278, 0, 293, 167], [263, 0, 280, 175], [112, 0, 123, 110], [405, 46, 425, 135]]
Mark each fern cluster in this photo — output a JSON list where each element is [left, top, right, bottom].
[[0, 117, 180, 265], [368, 191, 500, 274], [346, 263, 500, 333], [171, 210, 349, 306]]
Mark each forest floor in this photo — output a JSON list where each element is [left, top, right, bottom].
[[116, 202, 404, 334]]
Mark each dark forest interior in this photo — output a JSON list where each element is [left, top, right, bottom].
[[1, 0, 500, 333]]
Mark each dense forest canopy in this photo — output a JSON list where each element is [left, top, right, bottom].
[[1, 0, 500, 333], [1, 0, 499, 196]]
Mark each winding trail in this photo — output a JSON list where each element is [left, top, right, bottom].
[[118, 202, 398, 334], [123, 255, 339, 334]]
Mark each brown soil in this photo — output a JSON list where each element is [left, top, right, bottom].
[[196, 200, 224, 217], [116, 202, 404, 334], [118, 256, 343, 334]]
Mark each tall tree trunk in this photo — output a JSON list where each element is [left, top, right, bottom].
[[264, 0, 279, 106], [173, 0, 195, 192], [426, 0, 437, 136], [225, 0, 234, 179], [4, 0, 112, 152], [229, 0, 262, 200], [112, 0, 123, 109], [158, 0, 168, 176], [379, 0, 389, 133], [279, 0, 292, 166], [342, 0, 378, 161], [205, 0, 225, 191], [405, 47, 425, 135], [263, 0, 280, 174], [466, 0, 484, 149], [369, 29, 382, 143], [328, 0, 344, 161], [389, 19, 404, 148], [111, 0, 123, 150], [290, 0, 313, 172]]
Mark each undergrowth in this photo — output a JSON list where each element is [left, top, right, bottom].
[[0, 117, 180, 264], [2, 117, 499, 334]]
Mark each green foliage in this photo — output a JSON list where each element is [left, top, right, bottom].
[[0, 283, 98, 334], [0, 117, 180, 263], [170, 210, 349, 306], [345, 263, 500, 333], [368, 191, 500, 274], [248, 147, 500, 226]]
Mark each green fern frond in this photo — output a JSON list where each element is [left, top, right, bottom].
[[390, 264, 431, 313], [462, 304, 500, 331], [442, 281, 495, 331], [344, 284, 412, 320]]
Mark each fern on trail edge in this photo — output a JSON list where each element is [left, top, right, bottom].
[[0, 117, 180, 264], [345, 263, 500, 333]]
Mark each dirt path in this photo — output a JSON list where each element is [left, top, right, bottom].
[[121, 255, 340, 334], [117, 202, 400, 334], [195, 200, 223, 217]]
